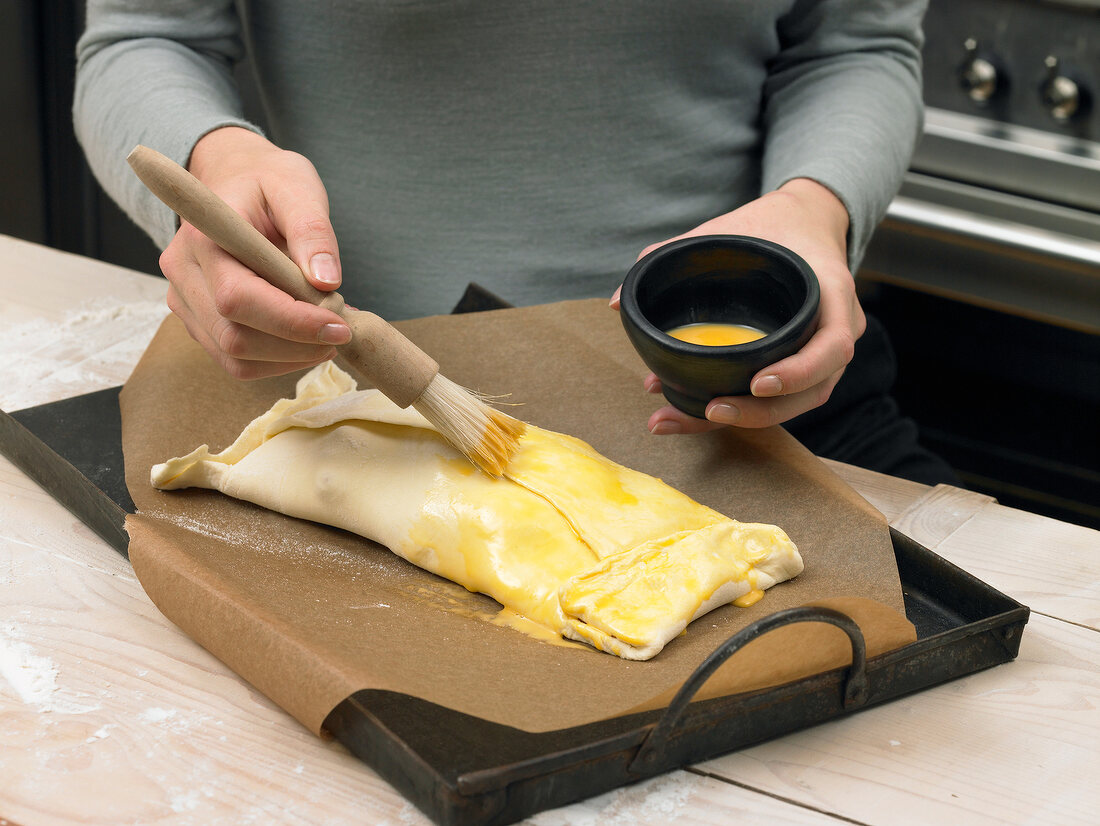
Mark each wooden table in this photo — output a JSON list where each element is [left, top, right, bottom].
[[1, 233, 1097, 826]]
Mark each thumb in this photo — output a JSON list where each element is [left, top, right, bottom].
[[267, 172, 343, 293]]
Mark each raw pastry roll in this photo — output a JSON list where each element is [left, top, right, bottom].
[[151, 363, 803, 660]]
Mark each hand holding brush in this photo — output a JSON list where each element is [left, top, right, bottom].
[[127, 144, 524, 476]]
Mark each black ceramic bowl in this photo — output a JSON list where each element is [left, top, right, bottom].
[[619, 235, 820, 418]]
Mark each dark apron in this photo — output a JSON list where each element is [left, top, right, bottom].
[[785, 314, 959, 487]]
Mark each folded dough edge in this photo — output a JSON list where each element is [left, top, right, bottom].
[[150, 362, 804, 660]]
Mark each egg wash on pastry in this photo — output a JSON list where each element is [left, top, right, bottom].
[[151, 362, 803, 660]]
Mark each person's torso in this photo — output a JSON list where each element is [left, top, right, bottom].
[[238, 0, 793, 317]]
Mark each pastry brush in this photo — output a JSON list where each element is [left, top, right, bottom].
[[127, 144, 524, 476]]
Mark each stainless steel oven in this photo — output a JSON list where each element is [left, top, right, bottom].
[[859, 0, 1100, 528]]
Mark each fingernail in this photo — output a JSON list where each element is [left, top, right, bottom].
[[707, 402, 741, 424], [650, 420, 682, 435], [643, 375, 661, 393], [752, 375, 783, 397], [319, 323, 351, 345], [310, 253, 340, 285]]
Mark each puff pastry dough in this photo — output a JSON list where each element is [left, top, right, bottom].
[[151, 363, 803, 659]]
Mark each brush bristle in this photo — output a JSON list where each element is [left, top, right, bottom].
[[414, 375, 526, 476]]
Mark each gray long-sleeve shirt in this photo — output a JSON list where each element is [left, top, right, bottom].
[[74, 0, 926, 319]]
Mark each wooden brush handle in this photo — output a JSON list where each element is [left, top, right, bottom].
[[127, 145, 438, 408]]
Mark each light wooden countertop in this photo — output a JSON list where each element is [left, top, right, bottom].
[[1, 233, 1097, 826]]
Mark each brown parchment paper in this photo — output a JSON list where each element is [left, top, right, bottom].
[[121, 298, 915, 735]]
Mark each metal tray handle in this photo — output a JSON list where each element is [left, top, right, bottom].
[[630, 605, 868, 774]]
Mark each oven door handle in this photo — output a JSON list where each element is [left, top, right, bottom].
[[884, 196, 1100, 269]]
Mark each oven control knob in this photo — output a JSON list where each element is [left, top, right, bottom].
[[957, 38, 1002, 105], [1040, 56, 1087, 123]]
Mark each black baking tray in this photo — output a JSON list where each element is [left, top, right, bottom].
[[0, 386, 1030, 826]]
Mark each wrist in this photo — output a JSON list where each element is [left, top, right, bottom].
[[777, 178, 850, 253], [187, 126, 270, 180]]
